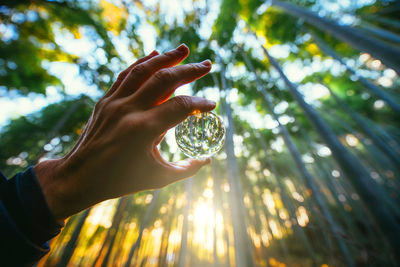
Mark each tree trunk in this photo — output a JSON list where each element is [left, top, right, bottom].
[[240, 48, 354, 266], [56, 208, 91, 267], [177, 180, 192, 267], [211, 162, 221, 267], [270, 0, 400, 74], [362, 117, 400, 156], [125, 190, 160, 267], [261, 45, 400, 259], [361, 15, 400, 30], [101, 197, 133, 267], [239, 163, 271, 265], [307, 29, 400, 113], [320, 108, 400, 199], [322, 82, 400, 169], [357, 22, 400, 45], [159, 196, 177, 267], [92, 196, 130, 267], [216, 60, 255, 267], [255, 133, 317, 266]]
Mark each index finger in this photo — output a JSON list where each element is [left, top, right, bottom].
[[104, 50, 159, 98], [131, 60, 212, 108], [114, 44, 190, 98], [147, 95, 216, 135]]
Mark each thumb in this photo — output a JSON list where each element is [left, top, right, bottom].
[[165, 157, 211, 183], [148, 96, 216, 135]]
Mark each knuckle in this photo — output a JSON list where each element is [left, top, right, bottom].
[[187, 62, 201, 71], [101, 102, 114, 116], [127, 113, 156, 133], [164, 49, 181, 59], [174, 95, 193, 111], [143, 118, 157, 132], [154, 68, 174, 82], [94, 98, 106, 112], [116, 70, 127, 81], [101, 99, 125, 116], [129, 63, 147, 77], [114, 99, 129, 113]]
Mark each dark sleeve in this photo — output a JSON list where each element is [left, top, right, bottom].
[[0, 167, 64, 266]]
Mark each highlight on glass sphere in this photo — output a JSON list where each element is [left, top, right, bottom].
[[175, 111, 225, 159]]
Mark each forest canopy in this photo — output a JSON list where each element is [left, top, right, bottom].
[[1, 0, 400, 266]]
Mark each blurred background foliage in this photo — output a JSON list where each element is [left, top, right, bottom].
[[1, 0, 400, 266]]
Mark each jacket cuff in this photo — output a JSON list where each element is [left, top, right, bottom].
[[16, 167, 64, 244], [0, 167, 64, 262]]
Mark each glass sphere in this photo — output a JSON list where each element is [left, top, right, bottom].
[[175, 112, 225, 159]]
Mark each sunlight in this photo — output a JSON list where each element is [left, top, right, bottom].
[[316, 144, 332, 157], [263, 189, 277, 215], [261, 228, 271, 247], [269, 220, 282, 239], [296, 206, 310, 227], [168, 229, 182, 247], [4, 0, 399, 266], [193, 201, 214, 230], [86, 199, 118, 229], [345, 134, 359, 147], [190, 197, 218, 262]]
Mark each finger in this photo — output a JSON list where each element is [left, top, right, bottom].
[[154, 131, 166, 146], [114, 44, 190, 98], [165, 158, 211, 183], [147, 96, 216, 135], [132, 60, 212, 108], [104, 50, 159, 98], [150, 147, 210, 186]]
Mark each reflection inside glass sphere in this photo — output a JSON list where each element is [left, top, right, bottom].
[[175, 112, 225, 159]]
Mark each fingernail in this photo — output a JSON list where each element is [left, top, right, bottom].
[[176, 43, 188, 52], [200, 158, 212, 165], [207, 100, 216, 107], [149, 50, 158, 56], [200, 59, 212, 67]]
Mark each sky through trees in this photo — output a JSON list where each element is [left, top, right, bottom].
[[1, 0, 400, 266]]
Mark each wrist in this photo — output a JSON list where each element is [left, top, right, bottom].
[[34, 158, 69, 222]]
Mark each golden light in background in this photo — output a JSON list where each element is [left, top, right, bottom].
[[345, 134, 359, 147], [192, 201, 214, 252], [59, 170, 311, 266], [262, 189, 276, 215], [296, 206, 309, 227], [86, 199, 117, 229]]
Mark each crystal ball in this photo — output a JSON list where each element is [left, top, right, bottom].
[[175, 112, 225, 159]]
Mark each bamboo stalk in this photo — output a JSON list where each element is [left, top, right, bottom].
[[240, 47, 355, 266], [270, 0, 400, 74], [216, 59, 255, 267], [261, 45, 400, 259], [307, 29, 400, 113]]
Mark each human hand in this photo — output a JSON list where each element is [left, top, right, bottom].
[[34, 44, 214, 220]]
